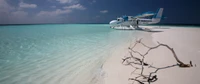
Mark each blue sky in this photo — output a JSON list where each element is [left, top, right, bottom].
[[0, 0, 199, 24]]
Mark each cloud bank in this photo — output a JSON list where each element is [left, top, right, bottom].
[[100, 10, 108, 14], [19, 2, 37, 9]]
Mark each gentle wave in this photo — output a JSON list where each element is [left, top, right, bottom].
[[0, 24, 138, 84]]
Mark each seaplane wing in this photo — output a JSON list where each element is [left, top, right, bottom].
[[134, 14, 155, 18], [138, 19, 152, 21]]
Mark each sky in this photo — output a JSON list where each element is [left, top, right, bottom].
[[0, 0, 199, 24]]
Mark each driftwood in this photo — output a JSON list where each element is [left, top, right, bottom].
[[122, 38, 193, 84]]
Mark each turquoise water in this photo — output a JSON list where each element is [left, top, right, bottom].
[[0, 24, 139, 84]]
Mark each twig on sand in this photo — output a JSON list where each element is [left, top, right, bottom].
[[122, 38, 194, 84]]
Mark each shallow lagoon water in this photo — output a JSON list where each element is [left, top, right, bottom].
[[0, 24, 139, 84]]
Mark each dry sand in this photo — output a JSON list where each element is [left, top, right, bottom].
[[103, 26, 200, 84]]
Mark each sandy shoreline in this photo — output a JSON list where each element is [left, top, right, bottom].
[[103, 26, 200, 84]]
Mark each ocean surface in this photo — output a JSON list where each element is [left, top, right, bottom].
[[0, 24, 139, 84]]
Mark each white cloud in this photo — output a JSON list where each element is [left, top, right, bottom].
[[19, 2, 37, 9], [51, 6, 56, 8], [0, 0, 15, 24], [0, 0, 14, 13], [0, 0, 86, 24], [37, 9, 72, 17], [12, 11, 28, 17], [56, 0, 78, 4], [100, 10, 108, 14], [63, 4, 86, 10], [0, 10, 30, 24], [91, 0, 96, 4], [92, 0, 96, 3], [10, 11, 29, 23], [95, 15, 100, 18]]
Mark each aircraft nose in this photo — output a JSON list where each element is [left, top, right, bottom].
[[109, 21, 113, 24], [109, 20, 117, 25], [109, 20, 118, 28]]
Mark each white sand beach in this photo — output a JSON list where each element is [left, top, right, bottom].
[[103, 26, 200, 84]]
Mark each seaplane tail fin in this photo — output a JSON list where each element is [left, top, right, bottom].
[[154, 8, 164, 18], [152, 8, 164, 23]]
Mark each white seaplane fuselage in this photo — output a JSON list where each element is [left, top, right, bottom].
[[109, 8, 164, 29]]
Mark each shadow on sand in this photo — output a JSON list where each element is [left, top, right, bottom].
[[113, 27, 166, 33], [137, 28, 163, 32], [151, 26, 170, 29]]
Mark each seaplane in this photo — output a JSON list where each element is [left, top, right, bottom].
[[109, 8, 164, 30]]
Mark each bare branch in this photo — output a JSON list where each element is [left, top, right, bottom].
[[122, 38, 194, 84]]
